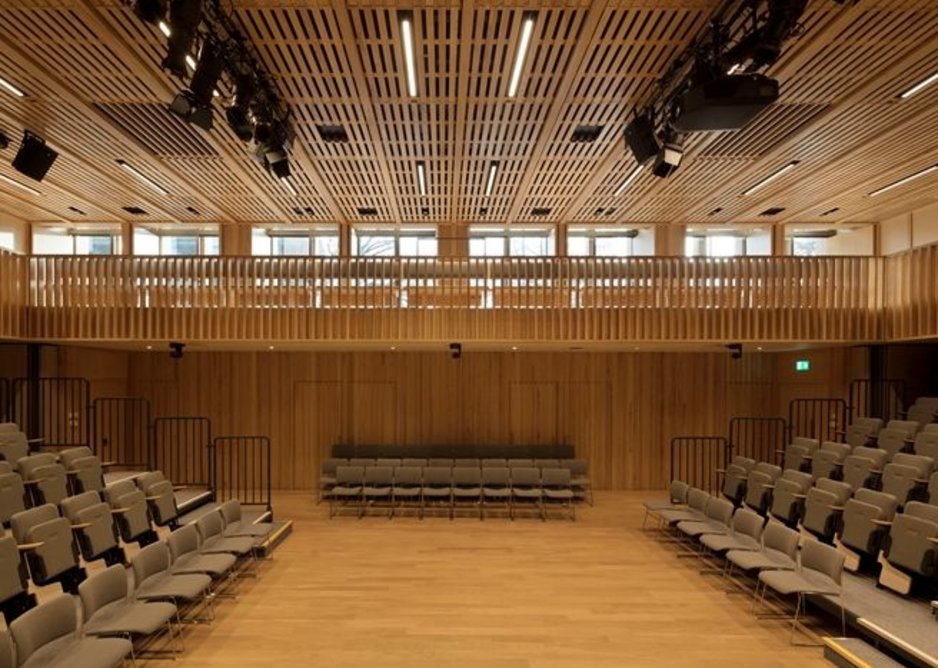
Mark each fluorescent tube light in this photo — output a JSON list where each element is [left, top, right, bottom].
[[485, 162, 498, 197], [0, 75, 25, 98], [416, 161, 427, 196], [400, 15, 418, 97], [507, 14, 535, 97], [158, 21, 171, 37], [869, 165, 938, 197], [614, 164, 643, 196], [742, 160, 800, 196], [280, 177, 297, 196], [116, 159, 169, 195], [899, 71, 938, 99], [0, 173, 41, 195]]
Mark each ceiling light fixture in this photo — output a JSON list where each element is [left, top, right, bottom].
[[400, 13, 418, 97], [507, 13, 535, 97], [869, 165, 938, 197], [0, 75, 25, 98], [614, 164, 643, 196], [485, 161, 499, 197], [0, 173, 41, 196], [280, 177, 297, 196], [899, 71, 938, 99], [116, 159, 169, 195], [742, 160, 800, 196], [162, 0, 203, 78], [158, 20, 171, 37], [416, 161, 427, 196]]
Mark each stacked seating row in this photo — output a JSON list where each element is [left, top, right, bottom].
[[331, 443, 575, 460]]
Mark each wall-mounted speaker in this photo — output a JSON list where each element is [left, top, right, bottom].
[[12, 131, 58, 182]]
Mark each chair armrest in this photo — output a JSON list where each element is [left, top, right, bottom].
[[25, 438, 44, 445], [70, 523, 93, 531], [871, 519, 893, 527], [715, 468, 727, 474], [915, 478, 930, 485], [763, 484, 776, 489], [17, 542, 44, 551], [22, 479, 41, 487], [171, 485, 188, 491], [928, 536, 938, 545], [827, 505, 845, 512], [774, 449, 786, 455], [792, 493, 808, 499], [110, 507, 131, 514], [145, 495, 165, 501], [101, 461, 118, 468]]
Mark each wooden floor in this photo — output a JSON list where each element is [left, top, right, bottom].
[[139, 491, 832, 667]]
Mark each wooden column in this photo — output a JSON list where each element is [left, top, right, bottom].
[[221, 225, 251, 256], [654, 224, 685, 256], [772, 225, 787, 256]]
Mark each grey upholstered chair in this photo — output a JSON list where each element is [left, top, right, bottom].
[[509, 467, 543, 520], [677, 497, 734, 539], [218, 499, 275, 538], [842, 446, 889, 491], [0, 536, 36, 625], [768, 470, 814, 527], [799, 478, 852, 542], [699, 508, 765, 555], [361, 466, 394, 518], [881, 453, 934, 507], [167, 525, 236, 580], [844, 417, 882, 449], [642, 479, 691, 529], [103, 480, 158, 547], [481, 467, 511, 519], [0, 474, 27, 526], [743, 463, 782, 515], [419, 466, 452, 519], [878, 501, 938, 595], [656, 487, 710, 526], [541, 467, 575, 521], [60, 491, 125, 567], [58, 447, 105, 495], [451, 466, 483, 519], [329, 465, 364, 519], [810, 441, 851, 480], [720, 456, 756, 505], [0, 432, 28, 472], [10, 504, 86, 594], [391, 466, 422, 516], [725, 520, 799, 578], [9, 595, 132, 668], [131, 542, 212, 620], [837, 488, 897, 572], [135, 471, 180, 528], [17, 454, 68, 507], [782, 437, 819, 472]]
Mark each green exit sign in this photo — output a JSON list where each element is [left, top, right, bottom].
[[795, 359, 811, 372]]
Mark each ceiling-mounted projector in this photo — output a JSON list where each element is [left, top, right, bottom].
[[673, 73, 779, 132]]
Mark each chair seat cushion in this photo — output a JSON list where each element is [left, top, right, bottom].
[[483, 488, 511, 497], [135, 573, 211, 601], [676, 520, 728, 537], [512, 489, 541, 498], [726, 549, 796, 572], [84, 600, 176, 637], [453, 488, 481, 497], [421, 488, 450, 497], [171, 552, 235, 577], [22, 636, 131, 668], [700, 534, 761, 553], [759, 569, 839, 596], [223, 523, 274, 538], [656, 508, 705, 523], [201, 535, 257, 556], [543, 489, 574, 499]]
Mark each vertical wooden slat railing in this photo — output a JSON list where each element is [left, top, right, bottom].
[[16, 254, 901, 343], [0, 249, 28, 340], [884, 244, 938, 341]]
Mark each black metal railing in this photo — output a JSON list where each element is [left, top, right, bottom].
[[91, 397, 151, 467], [12, 377, 90, 448], [788, 398, 848, 443], [151, 417, 212, 487], [849, 378, 905, 422], [0, 377, 9, 423], [728, 417, 788, 466], [670, 436, 730, 495], [210, 436, 272, 510]]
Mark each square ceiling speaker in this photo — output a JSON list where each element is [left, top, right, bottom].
[[13, 131, 59, 182]]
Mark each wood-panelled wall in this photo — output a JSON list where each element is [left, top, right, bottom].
[[0, 250, 27, 340], [55, 345, 859, 491], [885, 244, 938, 341]]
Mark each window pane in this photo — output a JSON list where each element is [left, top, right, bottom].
[[416, 237, 437, 257], [357, 235, 395, 256], [708, 236, 741, 257], [484, 236, 505, 257], [567, 236, 590, 256], [792, 238, 819, 257], [313, 235, 339, 256], [164, 236, 199, 256], [684, 236, 703, 257], [594, 237, 631, 257], [252, 231, 272, 256], [0, 232, 14, 252], [75, 236, 113, 255], [510, 235, 549, 257], [202, 236, 219, 256], [32, 232, 73, 255], [273, 236, 310, 256], [134, 229, 159, 255], [399, 236, 418, 256]]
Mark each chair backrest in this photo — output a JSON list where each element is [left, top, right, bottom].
[[907, 403, 936, 425], [375, 458, 401, 468], [732, 508, 765, 541], [507, 458, 534, 468], [876, 429, 911, 458], [914, 431, 938, 460], [60, 490, 99, 521], [364, 466, 394, 485], [704, 497, 734, 525], [752, 462, 782, 479], [929, 471, 938, 504], [815, 477, 853, 504], [801, 539, 844, 585], [427, 458, 453, 467], [11, 505, 76, 584], [78, 564, 128, 621], [17, 454, 56, 480], [60, 491, 117, 560], [743, 469, 774, 510], [846, 418, 882, 448], [218, 499, 243, 526], [401, 458, 427, 468], [0, 630, 12, 668], [565, 459, 589, 475], [668, 480, 690, 504], [452, 466, 481, 486], [534, 459, 561, 469], [422, 466, 451, 486], [58, 447, 95, 470], [923, 423, 938, 435], [892, 453, 935, 477], [853, 446, 889, 468], [0, 433, 27, 469], [541, 467, 571, 487], [168, 524, 201, 561], [511, 467, 540, 487], [132, 541, 171, 586], [819, 441, 851, 459], [779, 469, 814, 491], [196, 511, 226, 543], [0, 473, 25, 524], [791, 437, 819, 451], [335, 466, 364, 485], [348, 458, 375, 467], [453, 459, 479, 468], [0, 536, 27, 606], [393, 466, 422, 486], [481, 458, 506, 468], [853, 488, 898, 519], [904, 500, 938, 525], [321, 458, 342, 475], [801, 485, 843, 538], [136, 471, 168, 492], [9, 595, 76, 667], [882, 460, 928, 505], [104, 479, 137, 507], [762, 521, 799, 559], [885, 510, 938, 575], [481, 467, 510, 486], [841, 489, 897, 555], [686, 487, 710, 513]]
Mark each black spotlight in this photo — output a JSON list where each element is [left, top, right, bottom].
[[188, 41, 224, 107], [651, 140, 684, 179], [133, 0, 167, 24], [163, 0, 203, 78], [267, 149, 290, 179], [169, 341, 185, 359], [0, 132, 9, 151], [253, 121, 273, 145], [624, 111, 660, 166], [449, 342, 462, 360], [225, 73, 256, 141], [726, 343, 742, 360]]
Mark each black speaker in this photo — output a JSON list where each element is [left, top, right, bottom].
[[12, 131, 58, 182]]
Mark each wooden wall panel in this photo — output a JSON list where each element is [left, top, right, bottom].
[[22, 346, 834, 491]]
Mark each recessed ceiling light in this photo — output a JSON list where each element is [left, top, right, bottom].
[[507, 13, 535, 97], [869, 165, 938, 197], [899, 70, 938, 99], [416, 161, 427, 196], [185, 55, 197, 70], [268, 345, 275, 350], [511, 346, 519, 351], [485, 161, 499, 197], [400, 13, 418, 97], [158, 21, 171, 38], [742, 160, 800, 196], [614, 164, 643, 196], [390, 346, 397, 351], [116, 159, 169, 195], [146, 345, 153, 350], [0, 74, 25, 98], [0, 173, 41, 195]]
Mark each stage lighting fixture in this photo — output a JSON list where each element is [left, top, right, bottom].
[[624, 112, 659, 165], [169, 341, 185, 359], [163, 0, 203, 78], [253, 122, 273, 144], [726, 343, 742, 360], [225, 73, 256, 141], [651, 141, 683, 179], [189, 41, 224, 107], [133, 0, 167, 24]]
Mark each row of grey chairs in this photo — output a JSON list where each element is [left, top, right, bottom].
[[329, 465, 576, 521], [644, 485, 847, 644]]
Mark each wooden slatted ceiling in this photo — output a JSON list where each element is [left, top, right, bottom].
[[0, 0, 936, 231]]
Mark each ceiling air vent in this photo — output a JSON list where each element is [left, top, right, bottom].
[[122, 206, 148, 216], [357, 207, 379, 216], [708, 207, 724, 216], [317, 125, 349, 143], [67, 206, 86, 215], [571, 125, 603, 143], [531, 207, 551, 216], [820, 207, 840, 216], [186, 206, 200, 215], [759, 207, 785, 216]]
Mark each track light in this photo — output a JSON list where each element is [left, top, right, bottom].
[[507, 13, 535, 97], [133, 0, 167, 24], [742, 160, 800, 196], [416, 161, 427, 196], [485, 161, 498, 197], [169, 41, 223, 130], [613, 164, 643, 196], [163, 0, 203, 78], [225, 72, 256, 141], [399, 12, 418, 97], [869, 165, 938, 197]]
